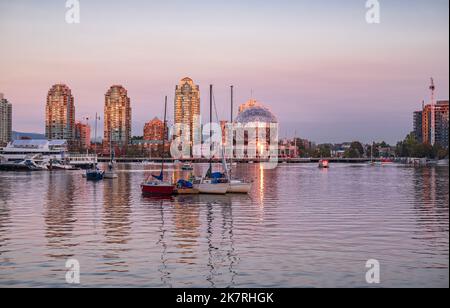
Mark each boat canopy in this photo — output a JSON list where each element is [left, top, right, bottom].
[[177, 180, 193, 188]]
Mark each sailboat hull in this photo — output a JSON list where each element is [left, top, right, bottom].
[[227, 181, 252, 193], [196, 183, 229, 195], [141, 183, 175, 196], [104, 171, 118, 179], [86, 171, 104, 181]]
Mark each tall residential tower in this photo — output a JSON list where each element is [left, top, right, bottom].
[[174, 77, 201, 157], [104, 85, 132, 154], [0, 93, 12, 146], [45, 84, 75, 141]]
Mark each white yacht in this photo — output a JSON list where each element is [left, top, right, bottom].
[[0, 140, 68, 163], [0, 140, 96, 170]]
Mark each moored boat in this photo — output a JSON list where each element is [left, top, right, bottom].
[[141, 96, 176, 196], [318, 159, 329, 169], [228, 179, 252, 194], [104, 164, 118, 179], [141, 180, 175, 195], [86, 168, 104, 181], [85, 113, 104, 181], [174, 179, 199, 195], [225, 85, 251, 194], [194, 85, 230, 195], [0, 158, 48, 171], [195, 178, 229, 195], [104, 123, 118, 180]]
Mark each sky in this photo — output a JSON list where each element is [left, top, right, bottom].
[[0, 0, 448, 144]]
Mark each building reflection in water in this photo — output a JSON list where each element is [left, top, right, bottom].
[[259, 164, 265, 206], [0, 178, 12, 261], [44, 172, 78, 259], [413, 167, 449, 235], [102, 167, 132, 273], [172, 196, 201, 265]]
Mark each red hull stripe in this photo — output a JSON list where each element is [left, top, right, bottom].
[[141, 185, 175, 195]]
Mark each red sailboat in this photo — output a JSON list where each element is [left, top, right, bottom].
[[141, 96, 175, 196]]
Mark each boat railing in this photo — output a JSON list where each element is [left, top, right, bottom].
[[68, 154, 98, 162]]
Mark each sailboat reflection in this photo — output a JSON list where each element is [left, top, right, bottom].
[[202, 195, 238, 288], [157, 198, 172, 287]]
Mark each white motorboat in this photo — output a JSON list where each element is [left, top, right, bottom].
[[0, 158, 48, 171]]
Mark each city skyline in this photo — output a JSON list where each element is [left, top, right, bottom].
[[0, 0, 449, 144]]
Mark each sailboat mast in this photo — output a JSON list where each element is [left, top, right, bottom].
[[94, 112, 98, 166], [371, 141, 374, 162], [209, 85, 213, 173], [231, 85, 234, 123], [161, 96, 168, 177], [110, 121, 113, 162], [230, 85, 234, 178]]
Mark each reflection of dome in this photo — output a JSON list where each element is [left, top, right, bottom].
[[235, 100, 277, 124]]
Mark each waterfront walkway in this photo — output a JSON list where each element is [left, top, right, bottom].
[[97, 157, 377, 164]]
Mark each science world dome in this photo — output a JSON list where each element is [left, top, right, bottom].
[[235, 99, 278, 124]]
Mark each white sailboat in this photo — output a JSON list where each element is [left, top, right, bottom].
[[226, 85, 252, 194], [141, 97, 176, 196], [104, 125, 118, 179], [195, 85, 230, 195]]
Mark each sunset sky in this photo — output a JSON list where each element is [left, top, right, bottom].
[[0, 0, 448, 144]]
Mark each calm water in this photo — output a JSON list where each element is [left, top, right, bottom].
[[0, 163, 448, 288]]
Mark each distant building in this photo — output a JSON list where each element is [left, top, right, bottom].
[[104, 85, 132, 155], [0, 93, 12, 146], [45, 84, 75, 141], [278, 139, 299, 158], [143, 117, 168, 153], [174, 77, 201, 157], [75, 122, 91, 151], [422, 100, 449, 148], [235, 99, 278, 159], [144, 117, 166, 141]]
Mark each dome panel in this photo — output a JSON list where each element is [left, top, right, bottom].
[[235, 105, 277, 124]]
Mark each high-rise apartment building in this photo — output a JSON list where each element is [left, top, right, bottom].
[[0, 93, 12, 146], [174, 77, 201, 156], [45, 84, 75, 140], [422, 100, 449, 148], [104, 85, 132, 154]]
